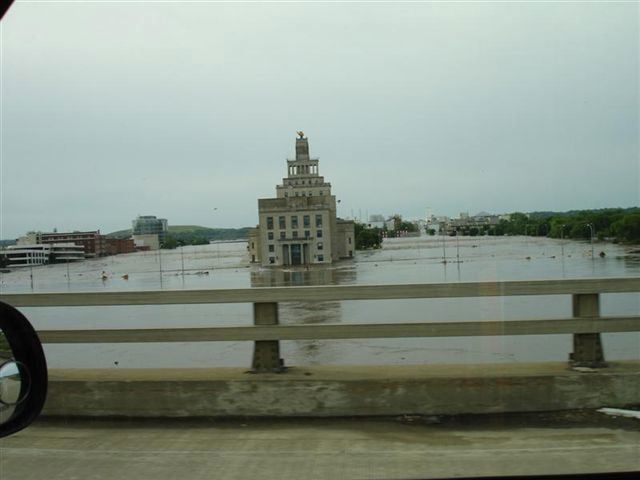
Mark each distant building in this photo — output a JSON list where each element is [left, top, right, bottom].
[[16, 233, 38, 246], [385, 218, 396, 231], [440, 212, 501, 235], [367, 214, 386, 229], [249, 133, 354, 266], [106, 238, 136, 255], [5, 243, 85, 267], [17, 231, 107, 257], [132, 216, 168, 243], [132, 234, 160, 251]]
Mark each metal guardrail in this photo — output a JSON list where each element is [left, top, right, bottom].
[[1, 277, 639, 371]]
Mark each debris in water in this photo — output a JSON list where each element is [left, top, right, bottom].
[[599, 251, 606, 258], [597, 408, 640, 420], [525, 256, 531, 260], [572, 366, 597, 373], [397, 414, 441, 425], [122, 274, 129, 280]]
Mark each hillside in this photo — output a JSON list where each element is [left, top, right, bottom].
[[107, 225, 251, 241]]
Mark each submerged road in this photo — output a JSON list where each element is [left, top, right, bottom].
[[1, 413, 638, 479]]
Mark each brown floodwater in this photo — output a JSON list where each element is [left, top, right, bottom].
[[1, 235, 638, 368]]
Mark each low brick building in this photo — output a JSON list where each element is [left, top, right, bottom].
[[106, 238, 136, 255], [22, 230, 107, 258]]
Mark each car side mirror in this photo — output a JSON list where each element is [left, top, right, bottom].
[[0, 301, 48, 438]]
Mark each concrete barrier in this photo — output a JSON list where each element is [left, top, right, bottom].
[[42, 361, 640, 417]]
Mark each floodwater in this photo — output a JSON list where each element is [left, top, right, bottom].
[[1, 236, 638, 369]]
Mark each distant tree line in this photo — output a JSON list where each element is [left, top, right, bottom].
[[161, 228, 252, 249], [454, 208, 640, 243], [161, 234, 210, 249]]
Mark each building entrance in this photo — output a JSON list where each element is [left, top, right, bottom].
[[290, 244, 302, 265]]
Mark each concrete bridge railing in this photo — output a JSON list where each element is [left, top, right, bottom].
[[2, 277, 639, 371], [2, 277, 639, 417]]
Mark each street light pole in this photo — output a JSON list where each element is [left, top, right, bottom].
[[560, 224, 565, 258], [586, 223, 595, 258], [158, 247, 163, 288], [441, 228, 447, 264], [213, 207, 220, 264]]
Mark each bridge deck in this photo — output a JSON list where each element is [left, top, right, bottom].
[[1, 414, 637, 480]]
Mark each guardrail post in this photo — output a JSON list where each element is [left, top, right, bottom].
[[569, 293, 606, 368], [252, 302, 284, 373]]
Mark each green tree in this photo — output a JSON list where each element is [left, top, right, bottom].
[[611, 213, 640, 242], [398, 221, 418, 232], [494, 208, 639, 243], [162, 235, 179, 249], [355, 223, 382, 249]]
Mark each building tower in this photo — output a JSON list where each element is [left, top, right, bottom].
[[248, 133, 354, 266]]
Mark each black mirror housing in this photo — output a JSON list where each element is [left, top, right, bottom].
[[0, 301, 48, 438]]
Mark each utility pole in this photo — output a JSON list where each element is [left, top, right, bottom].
[[441, 229, 447, 264], [213, 207, 220, 264], [586, 223, 595, 258], [158, 247, 163, 288]]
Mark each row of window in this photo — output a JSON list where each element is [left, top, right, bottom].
[[268, 254, 324, 264], [267, 242, 323, 253], [266, 215, 322, 230], [287, 179, 320, 185], [284, 191, 324, 197], [267, 229, 323, 240]]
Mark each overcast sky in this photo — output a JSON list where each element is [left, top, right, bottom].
[[1, 1, 637, 238]]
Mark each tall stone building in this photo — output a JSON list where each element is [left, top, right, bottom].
[[249, 133, 355, 266]]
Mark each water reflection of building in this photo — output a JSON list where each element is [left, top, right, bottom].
[[250, 264, 357, 288], [251, 264, 357, 364], [248, 133, 355, 266]]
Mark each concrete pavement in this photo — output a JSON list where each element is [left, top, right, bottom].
[[1, 412, 638, 479]]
